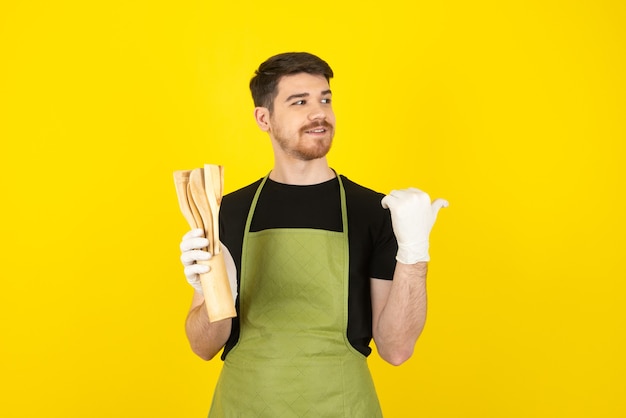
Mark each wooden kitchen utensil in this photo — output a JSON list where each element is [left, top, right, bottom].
[[173, 165, 236, 322], [205, 164, 223, 252], [189, 169, 214, 253], [173, 170, 197, 229]]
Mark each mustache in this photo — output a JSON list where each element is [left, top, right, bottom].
[[301, 121, 333, 133]]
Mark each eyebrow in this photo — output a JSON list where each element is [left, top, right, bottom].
[[285, 89, 332, 102]]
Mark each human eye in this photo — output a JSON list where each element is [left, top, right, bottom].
[[321, 98, 332, 104], [292, 99, 306, 105]]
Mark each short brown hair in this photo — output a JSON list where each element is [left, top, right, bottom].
[[249, 52, 334, 112]]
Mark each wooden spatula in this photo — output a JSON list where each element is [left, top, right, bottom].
[[204, 164, 224, 254]]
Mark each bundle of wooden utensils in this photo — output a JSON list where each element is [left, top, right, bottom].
[[173, 164, 236, 322]]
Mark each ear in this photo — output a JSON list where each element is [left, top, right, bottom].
[[254, 107, 271, 131]]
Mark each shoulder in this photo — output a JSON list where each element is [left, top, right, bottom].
[[222, 179, 262, 205], [340, 175, 386, 210], [221, 178, 263, 219], [341, 175, 385, 198], [340, 175, 393, 240]]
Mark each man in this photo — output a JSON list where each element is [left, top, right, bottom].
[[179, 52, 448, 417]]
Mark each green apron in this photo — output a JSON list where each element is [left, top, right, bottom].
[[208, 175, 383, 418]]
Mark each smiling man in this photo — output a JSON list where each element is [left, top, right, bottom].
[[178, 52, 448, 417], [260, 73, 334, 163]]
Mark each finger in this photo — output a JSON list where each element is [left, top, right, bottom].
[[406, 187, 423, 194], [431, 198, 449, 220], [381, 195, 391, 209], [381, 192, 401, 209], [180, 237, 209, 252], [389, 189, 407, 198], [182, 228, 205, 240], [433, 198, 449, 209], [181, 249, 212, 265], [185, 264, 210, 277]]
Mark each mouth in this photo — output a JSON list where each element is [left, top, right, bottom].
[[303, 122, 331, 135]]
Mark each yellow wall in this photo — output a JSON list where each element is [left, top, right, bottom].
[[1, 1, 624, 416]]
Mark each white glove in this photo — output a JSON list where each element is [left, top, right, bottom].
[[179, 228, 238, 303], [381, 188, 449, 264], [180, 228, 211, 294]]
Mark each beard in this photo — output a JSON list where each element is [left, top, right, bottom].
[[274, 121, 334, 161]]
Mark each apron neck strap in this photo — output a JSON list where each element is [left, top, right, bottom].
[[244, 171, 348, 234]]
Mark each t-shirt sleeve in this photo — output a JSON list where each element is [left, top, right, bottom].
[[342, 176, 398, 280], [369, 200, 398, 280]]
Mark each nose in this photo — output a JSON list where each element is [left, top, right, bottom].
[[308, 103, 327, 121]]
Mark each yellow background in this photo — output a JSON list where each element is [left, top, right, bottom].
[[1, 0, 624, 417]]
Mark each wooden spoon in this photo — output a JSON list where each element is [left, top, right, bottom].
[[189, 168, 215, 254], [173, 170, 198, 229], [186, 182, 205, 243]]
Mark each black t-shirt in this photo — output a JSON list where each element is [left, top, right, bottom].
[[219, 174, 397, 358]]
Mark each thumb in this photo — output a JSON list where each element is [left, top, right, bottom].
[[431, 198, 449, 220]]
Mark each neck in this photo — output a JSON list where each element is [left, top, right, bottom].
[[269, 158, 335, 185]]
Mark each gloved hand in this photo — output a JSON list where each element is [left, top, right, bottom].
[[179, 228, 211, 294], [179, 228, 238, 303], [381, 188, 449, 264]]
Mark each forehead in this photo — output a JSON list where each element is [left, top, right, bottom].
[[275, 73, 330, 97]]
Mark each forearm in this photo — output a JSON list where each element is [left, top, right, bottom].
[[374, 262, 428, 365], [185, 293, 232, 361]]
